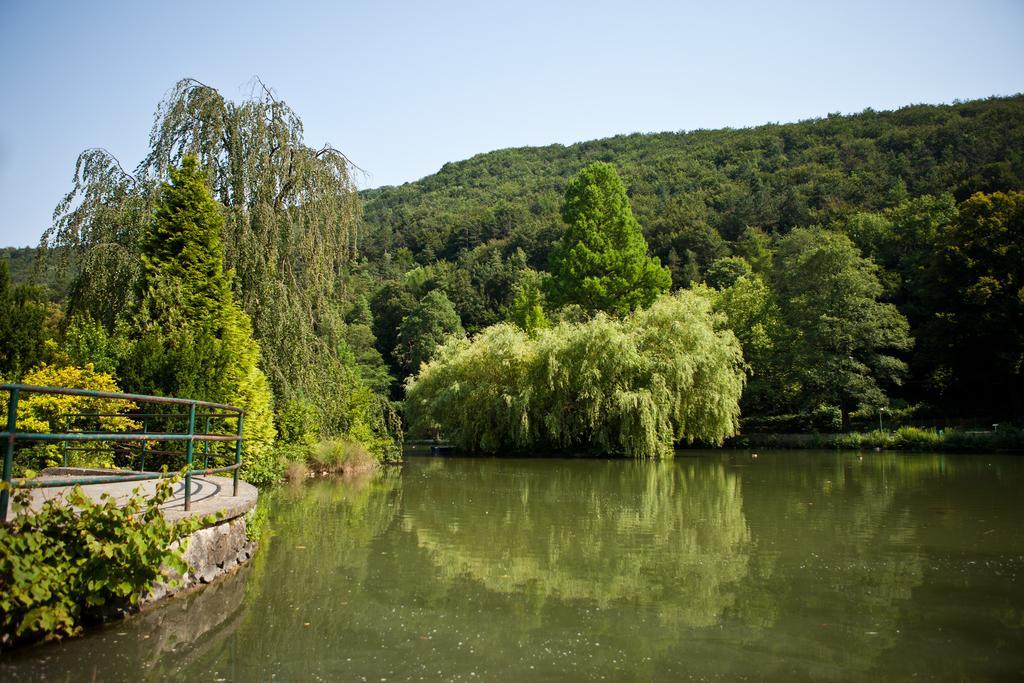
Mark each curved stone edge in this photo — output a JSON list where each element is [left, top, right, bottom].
[[18, 472, 260, 527], [161, 478, 259, 524], [140, 479, 260, 606], [143, 508, 258, 606]]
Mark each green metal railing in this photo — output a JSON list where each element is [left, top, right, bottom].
[[1, 384, 245, 522]]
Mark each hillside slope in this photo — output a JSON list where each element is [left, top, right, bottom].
[[361, 95, 1024, 281]]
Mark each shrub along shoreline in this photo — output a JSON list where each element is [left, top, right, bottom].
[[279, 439, 386, 481], [724, 426, 1024, 452]]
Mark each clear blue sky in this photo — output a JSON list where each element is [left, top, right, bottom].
[[1, 0, 1022, 246]]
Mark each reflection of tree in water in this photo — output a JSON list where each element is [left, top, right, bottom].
[[0, 471, 409, 682], [178, 469, 406, 680], [728, 452, 940, 680], [262, 469, 403, 580], [401, 458, 751, 629], [8, 454, 1021, 682]]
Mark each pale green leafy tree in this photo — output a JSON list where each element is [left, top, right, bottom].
[[406, 290, 744, 457]]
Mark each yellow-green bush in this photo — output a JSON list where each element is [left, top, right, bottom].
[[7, 363, 139, 473]]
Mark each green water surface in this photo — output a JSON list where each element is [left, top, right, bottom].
[[3, 451, 1023, 681]]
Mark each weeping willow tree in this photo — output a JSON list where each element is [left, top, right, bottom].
[[44, 79, 396, 450], [405, 289, 746, 457], [403, 460, 751, 629]]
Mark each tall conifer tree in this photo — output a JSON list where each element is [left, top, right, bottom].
[[127, 156, 277, 483], [548, 162, 671, 315]]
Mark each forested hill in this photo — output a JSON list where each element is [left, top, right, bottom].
[[361, 95, 1024, 279], [5, 92, 1023, 431]]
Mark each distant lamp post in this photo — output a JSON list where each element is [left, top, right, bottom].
[[878, 407, 887, 432]]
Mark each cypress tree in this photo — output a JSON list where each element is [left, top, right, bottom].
[[549, 162, 671, 316], [139, 156, 231, 325]]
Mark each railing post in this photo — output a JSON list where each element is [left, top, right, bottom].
[[233, 413, 244, 497], [139, 415, 149, 472], [184, 403, 196, 512], [203, 415, 211, 469], [62, 415, 70, 467], [2, 387, 20, 523]]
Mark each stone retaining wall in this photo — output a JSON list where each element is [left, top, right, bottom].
[[143, 490, 259, 605]]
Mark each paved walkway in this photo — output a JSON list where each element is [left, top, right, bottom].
[[3, 473, 258, 524]]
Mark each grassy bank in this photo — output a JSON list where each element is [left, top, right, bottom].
[[278, 439, 384, 482], [725, 426, 1024, 452]]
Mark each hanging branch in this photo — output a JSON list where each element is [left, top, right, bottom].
[[45, 77, 366, 413]]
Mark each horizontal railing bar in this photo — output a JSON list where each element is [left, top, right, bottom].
[[55, 430, 239, 439], [3, 384, 247, 520], [54, 412, 239, 420], [188, 464, 240, 476], [14, 471, 175, 488], [61, 446, 140, 452], [61, 445, 234, 457], [1, 384, 244, 414], [130, 448, 231, 459], [1, 431, 240, 443], [11, 463, 241, 489]]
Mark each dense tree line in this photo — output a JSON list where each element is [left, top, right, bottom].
[[5, 90, 1022, 459], [363, 96, 1024, 272], [362, 96, 1024, 423]]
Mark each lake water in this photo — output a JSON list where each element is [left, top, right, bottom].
[[3, 451, 1024, 681]]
